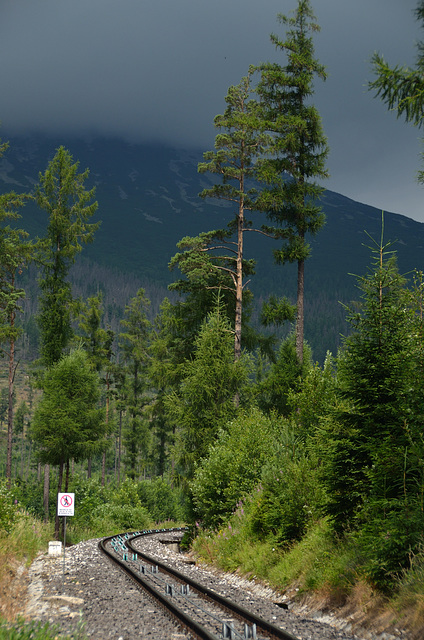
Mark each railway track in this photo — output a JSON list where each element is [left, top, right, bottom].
[[99, 528, 299, 640]]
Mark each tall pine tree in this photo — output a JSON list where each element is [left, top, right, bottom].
[[254, 0, 329, 362], [36, 146, 99, 366], [171, 74, 267, 362]]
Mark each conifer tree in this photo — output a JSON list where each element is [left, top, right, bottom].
[[324, 232, 413, 530], [166, 295, 250, 482], [170, 74, 268, 362], [76, 293, 115, 483], [35, 146, 99, 366], [119, 288, 151, 479], [147, 298, 181, 476], [370, 2, 424, 181], [254, 0, 329, 362], [320, 226, 424, 586], [0, 167, 32, 487]]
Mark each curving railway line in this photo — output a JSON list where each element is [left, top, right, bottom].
[[24, 527, 369, 639], [99, 528, 298, 640]]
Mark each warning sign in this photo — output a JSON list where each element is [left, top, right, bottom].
[[57, 493, 75, 516]]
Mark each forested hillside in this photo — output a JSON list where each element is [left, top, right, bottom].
[[2, 133, 424, 362]]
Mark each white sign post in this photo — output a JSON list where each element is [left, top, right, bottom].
[[57, 493, 75, 590]]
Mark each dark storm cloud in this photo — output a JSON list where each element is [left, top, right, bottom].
[[0, 0, 423, 220]]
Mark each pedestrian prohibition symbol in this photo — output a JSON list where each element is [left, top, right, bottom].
[[57, 492, 75, 516]]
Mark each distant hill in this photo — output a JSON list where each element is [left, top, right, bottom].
[[2, 133, 424, 362]]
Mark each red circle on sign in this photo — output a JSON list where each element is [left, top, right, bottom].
[[60, 494, 73, 508]]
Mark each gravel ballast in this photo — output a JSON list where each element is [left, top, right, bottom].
[[19, 531, 407, 640]]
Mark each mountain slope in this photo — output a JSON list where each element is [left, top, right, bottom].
[[1, 133, 423, 361]]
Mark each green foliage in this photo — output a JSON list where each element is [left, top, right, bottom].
[[88, 478, 151, 533], [75, 293, 114, 372], [253, 0, 329, 360], [190, 408, 278, 528], [31, 348, 106, 467], [248, 453, 325, 544], [35, 146, 99, 366], [0, 619, 87, 639], [119, 288, 151, 478], [370, 2, 424, 185], [324, 242, 414, 530], [313, 228, 424, 589], [266, 518, 362, 595], [168, 297, 251, 481], [0, 190, 32, 347], [68, 475, 107, 528], [171, 73, 268, 362], [137, 477, 185, 522], [0, 481, 18, 533], [370, 3, 424, 183], [90, 502, 151, 534], [257, 332, 312, 416], [353, 498, 424, 592], [288, 351, 337, 439]]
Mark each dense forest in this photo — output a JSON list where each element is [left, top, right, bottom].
[[2, 1, 424, 637]]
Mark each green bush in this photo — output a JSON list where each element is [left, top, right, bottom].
[[353, 497, 424, 592], [69, 475, 107, 529], [137, 477, 185, 522], [248, 454, 326, 544], [0, 481, 18, 533], [90, 502, 151, 534], [190, 408, 279, 528]]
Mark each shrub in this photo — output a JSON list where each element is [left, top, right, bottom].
[[69, 475, 107, 529], [0, 482, 18, 533], [137, 477, 185, 522], [190, 408, 279, 528], [248, 453, 326, 544], [90, 503, 151, 534], [353, 497, 424, 592]]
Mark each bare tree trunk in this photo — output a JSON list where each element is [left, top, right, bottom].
[[117, 409, 122, 486], [43, 464, 50, 524], [101, 374, 110, 486], [234, 191, 244, 366], [55, 461, 64, 539], [26, 439, 32, 480], [6, 331, 16, 489], [296, 257, 305, 364], [20, 425, 24, 478], [65, 459, 70, 491]]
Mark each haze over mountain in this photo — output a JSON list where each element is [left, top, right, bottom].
[[2, 134, 424, 362]]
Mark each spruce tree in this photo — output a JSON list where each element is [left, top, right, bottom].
[[370, 2, 424, 181], [166, 295, 250, 482], [324, 233, 413, 528], [76, 293, 115, 484], [254, 0, 329, 362], [119, 288, 151, 479], [321, 227, 424, 587], [35, 146, 99, 366]]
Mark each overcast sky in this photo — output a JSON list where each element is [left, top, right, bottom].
[[1, 0, 423, 221]]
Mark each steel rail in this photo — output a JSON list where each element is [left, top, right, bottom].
[[99, 530, 219, 640], [126, 530, 299, 640]]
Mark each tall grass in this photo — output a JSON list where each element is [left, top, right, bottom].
[[192, 515, 424, 637]]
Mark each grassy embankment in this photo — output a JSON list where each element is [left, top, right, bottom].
[[192, 513, 424, 639]]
